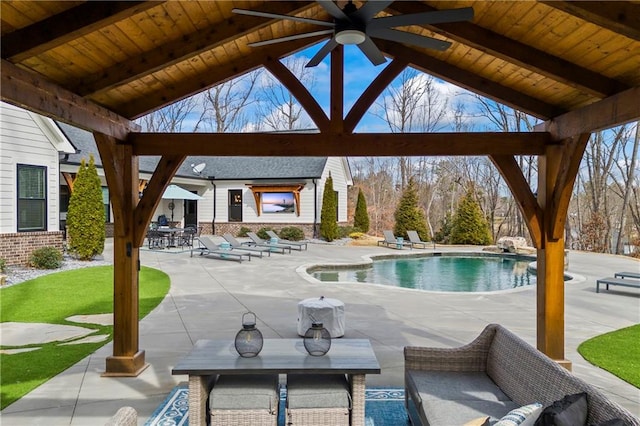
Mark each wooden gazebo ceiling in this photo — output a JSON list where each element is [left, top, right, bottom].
[[1, 1, 639, 126]]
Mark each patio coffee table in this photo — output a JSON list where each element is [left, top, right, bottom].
[[172, 338, 380, 426]]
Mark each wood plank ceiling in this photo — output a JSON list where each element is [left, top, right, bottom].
[[2, 1, 638, 127]]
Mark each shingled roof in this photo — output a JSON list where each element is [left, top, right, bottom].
[[57, 122, 328, 180]]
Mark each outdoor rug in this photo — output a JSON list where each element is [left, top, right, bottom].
[[145, 384, 409, 425]]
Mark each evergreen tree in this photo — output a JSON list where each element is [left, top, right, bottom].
[[67, 155, 105, 260], [320, 174, 339, 241], [450, 189, 492, 245], [393, 177, 429, 240], [353, 188, 370, 233]]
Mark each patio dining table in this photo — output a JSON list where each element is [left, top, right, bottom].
[[172, 338, 380, 426], [156, 227, 183, 247]]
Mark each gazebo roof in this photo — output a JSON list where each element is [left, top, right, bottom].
[[1, 1, 638, 130]]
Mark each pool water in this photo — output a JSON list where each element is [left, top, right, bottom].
[[311, 255, 536, 292]]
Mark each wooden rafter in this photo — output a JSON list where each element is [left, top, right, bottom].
[[344, 58, 408, 133], [390, 2, 629, 98], [263, 58, 329, 132], [61, 172, 76, 192], [542, 1, 640, 41], [73, 2, 315, 96], [1, 2, 162, 62], [490, 155, 543, 248], [116, 37, 325, 119], [534, 87, 640, 139], [376, 41, 565, 119], [1, 60, 138, 140], [129, 132, 551, 156]]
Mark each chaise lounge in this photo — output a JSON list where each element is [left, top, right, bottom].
[[191, 236, 250, 262], [266, 230, 307, 250], [245, 232, 292, 254], [596, 276, 640, 293], [404, 323, 639, 426], [223, 233, 271, 258], [407, 230, 435, 249], [378, 230, 412, 249]]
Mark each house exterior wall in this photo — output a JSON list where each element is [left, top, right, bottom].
[[0, 103, 67, 265]]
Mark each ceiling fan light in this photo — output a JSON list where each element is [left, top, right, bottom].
[[335, 29, 365, 45]]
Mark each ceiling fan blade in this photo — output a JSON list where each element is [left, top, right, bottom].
[[248, 30, 334, 48], [232, 8, 335, 27], [316, 1, 348, 20], [353, 1, 395, 22], [357, 36, 387, 66], [369, 28, 451, 51], [306, 37, 339, 67], [368, 7, 474, 30]]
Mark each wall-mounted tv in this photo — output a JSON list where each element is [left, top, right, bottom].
[[262, 192, 295, 213]]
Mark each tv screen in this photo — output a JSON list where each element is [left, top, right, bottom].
[[262, 192, 295, 213]]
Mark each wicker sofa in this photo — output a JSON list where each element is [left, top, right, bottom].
[[404, 323, 640, 426]]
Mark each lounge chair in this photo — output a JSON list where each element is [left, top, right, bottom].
[[246, 232, 292, 254], [596, 276, 640, 293], [266, 230, 307, 250], [614, 271, 640, 279], [223, 233, 271, 258], [378, 230, 412, 249], [191, 236, 249, 262], [407, 230, 435, 249]]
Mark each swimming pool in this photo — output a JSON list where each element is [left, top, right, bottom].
[[310, 253, 536, 292]]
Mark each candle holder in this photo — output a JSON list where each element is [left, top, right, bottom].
[[303, 320, 331, 356]]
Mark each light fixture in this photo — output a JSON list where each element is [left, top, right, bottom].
[[234, 312, 263, 358], [335, 29, 365, 45]]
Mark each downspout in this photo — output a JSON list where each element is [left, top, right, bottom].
[[209, 176, 216, 235], [313, 178, 318, 238]]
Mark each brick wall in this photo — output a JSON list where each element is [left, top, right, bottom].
[[0, 231, 65, 266]]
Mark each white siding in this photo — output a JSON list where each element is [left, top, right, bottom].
[[318, 157, 351, 222], [0, 103, 62, 233]]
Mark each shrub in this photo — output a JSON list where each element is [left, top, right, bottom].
[[349, 231, 365, 239], [237, 226, 251, 237], [353, 188, 370, 233], [433, 214, 453, 244], [338, 225, 357, 239], [257, 227, 273, 240], [0, 258, 6, 273], [30, 247, 63, 269], [320, 175, 339, 241], [279, 226, 305, 241], [66, 155, 105, 260], [394, 178, 430, 241]]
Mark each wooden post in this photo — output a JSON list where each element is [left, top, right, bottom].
[[537, 144, 570, 369], [95, 133, 148, 376]]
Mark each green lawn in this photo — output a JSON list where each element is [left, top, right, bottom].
[[578, 324, 640, 388], [0, 265, 170, 409]]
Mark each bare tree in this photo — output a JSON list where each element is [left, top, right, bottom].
[[255, 56, 315, 131], [138, 97, 200, 132]]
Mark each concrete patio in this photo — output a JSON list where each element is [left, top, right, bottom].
[[1, 238, 639, 425]]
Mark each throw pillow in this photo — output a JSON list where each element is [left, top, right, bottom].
[[535, 393, 588, 426], [464, 417, 491, 426], [495, 403, 543, 426]]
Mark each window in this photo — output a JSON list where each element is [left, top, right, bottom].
[[102, 186, 110, 222], [17, 164, 47, 231]]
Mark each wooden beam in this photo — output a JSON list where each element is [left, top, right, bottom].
[[1, 2, 162, 62], [129, 132, 551, 157], [376, 41, 565, 120], [72, 2, 315, 96], [116, 37, 324, 119], [1, 60, 138, 140], [390, 2, 629, 98], [534, 87, 640, 139], [490, 155, 543, 249], [330, 46, 344, 133], [94, 132, 147, 377], [61, 172, 76, 192], [345, 58, 408, 133], [134, 155, 186, 247], [549, 134, 590, 240], [263, 58, 330, 132], [542, 1, 640, 41]]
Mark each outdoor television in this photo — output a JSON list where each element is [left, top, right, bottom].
[[261, 192, 295, 214]]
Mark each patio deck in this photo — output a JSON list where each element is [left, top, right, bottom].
[[1, 237, 638, 425]]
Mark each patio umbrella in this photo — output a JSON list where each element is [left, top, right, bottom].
[[161, 184, 202, 222]]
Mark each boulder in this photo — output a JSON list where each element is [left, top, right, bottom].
[[497, 236, 527, 253]]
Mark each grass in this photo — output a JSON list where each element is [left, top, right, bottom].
[[578, 324, 640, 388], [0, 265, 170, 410]]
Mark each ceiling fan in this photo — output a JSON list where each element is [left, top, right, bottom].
[[232, 1, 473, 67]]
